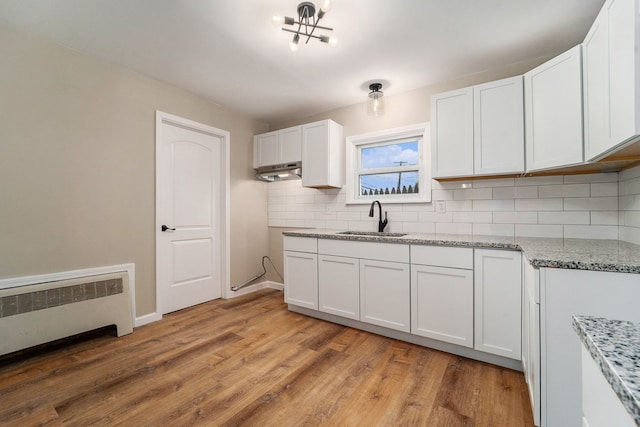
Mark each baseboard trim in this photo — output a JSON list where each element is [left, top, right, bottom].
[[227, 280, 283, 298], [135, 312, 162, 327]]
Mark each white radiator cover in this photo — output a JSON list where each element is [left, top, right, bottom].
[[0, 268, 134, 356]]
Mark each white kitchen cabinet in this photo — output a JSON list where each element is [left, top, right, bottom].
[[583, 0, 640, 161], [360, 259, 410, 333], [522, 258, 541, 426], [539, 268, 640, 427], [318, 254, 359, 320], [431, 87, 474, 178], [525, 45, 584, 172], [302, 119, 344, 188], [283, 236, 318, 310], [431, 76, 524, 178], [473, 76, 525, 175], [410, 245, 474, 347], [411, 264, 473, 347], [581, 346, 636, 427], [253, 125, 302, 168], [474, 249, 522, 360]]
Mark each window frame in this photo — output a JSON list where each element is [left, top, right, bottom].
[[345, 123, 431, 205]]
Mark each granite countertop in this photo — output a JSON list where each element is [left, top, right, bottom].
[[283, 229, 640, 274], [573, 316, 640, 426]]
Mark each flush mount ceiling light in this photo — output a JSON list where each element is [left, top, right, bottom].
[[272, 1, 337, 51], [367, 83, 385, 116]]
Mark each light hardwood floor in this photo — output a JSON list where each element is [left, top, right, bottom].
[[0, 289, 534, 426]]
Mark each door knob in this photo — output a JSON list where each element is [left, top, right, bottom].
[[161, 225, 176, 232]]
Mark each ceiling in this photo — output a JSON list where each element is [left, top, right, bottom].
[[0, 0, 605, 125]]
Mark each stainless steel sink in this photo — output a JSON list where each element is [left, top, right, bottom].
[[337, 231, 407, 237]]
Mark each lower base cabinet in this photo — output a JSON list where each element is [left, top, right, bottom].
[[474, 249, 522, 360], [360, 259, 410, 333], [283, 250, 318, 310], [318, 254, 359, 320], [411, 264, 473, 347], [581, 347, 635, 427]]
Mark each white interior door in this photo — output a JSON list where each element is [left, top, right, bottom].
[[156, 112, 228, 314]]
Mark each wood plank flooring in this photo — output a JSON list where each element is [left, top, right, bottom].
[[0, 289, 534, 426]]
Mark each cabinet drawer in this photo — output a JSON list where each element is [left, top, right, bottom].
[[410, 245, 473, 269], [318, 239, 409, 263], [283, 236, 317, 253]]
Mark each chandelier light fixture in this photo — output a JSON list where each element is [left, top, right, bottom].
[[367, 83, 385, 116], [272, 1, 337, 51]]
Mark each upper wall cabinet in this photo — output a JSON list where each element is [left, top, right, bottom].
[[583, 0, 640, 161], [302, 119, 344, 189], [524, 45, 584, 172], [431, 76, 524, 179], [253, 125, 302, 168]]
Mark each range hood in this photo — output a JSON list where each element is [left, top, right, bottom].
[[255, 161, 302, 182]]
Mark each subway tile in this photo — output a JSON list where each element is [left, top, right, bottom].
[[325, 220, 349, 230], [623, 211, 640, 227], [619, 176, 640, 196], [472, 178, 515, 188], [388, 211, 418, 222], [453, 212, 493, 223], [402, 222, 436, 234], [515, 175, 563, 186], [285, 219, 306, 228], [563, 197, 618, 211], [436, 222, 472, 235], [493, 212, 538, 224], [473, 199, 514, 212], [445, 200, 473, 212], [538, 184, 590, 198], [515, 224, 563, 238], [431, 179, 474, 190], [473, 223, 515, 237], [516, 198, 563, 211], [419, 212, 453, 223], [619, 194, 640, 211], [431, 189, 454, 201], [563, 172, 618, 184], [619, 164, 640, 181], [538, 211, 590, 225], [591, 211, 619, 225], [590, 182, 618, 197], [336, 211, 361, 221], [620, 226, 640, 245], [453, 188, 493, 200], [492, 186, 538, 200], [564, 225, 618, 240]]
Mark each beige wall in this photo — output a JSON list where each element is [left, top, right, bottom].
[[0, 22, 269, 316]]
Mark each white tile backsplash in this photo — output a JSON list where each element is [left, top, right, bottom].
[[267, 166, 640, 242]]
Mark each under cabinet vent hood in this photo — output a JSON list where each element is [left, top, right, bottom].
[[255, 161, 302, 182]]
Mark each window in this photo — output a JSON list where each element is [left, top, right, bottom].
[[346, 123, 431, 204]]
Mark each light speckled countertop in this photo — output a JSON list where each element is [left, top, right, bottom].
[[573, 316, 640, 426], [283, 229, 640, 274]]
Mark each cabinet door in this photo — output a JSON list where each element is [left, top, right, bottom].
[[279, 125, 302, 164], [318, 255, 359, 320], [254, 131, 279, 168], [474, 249, 522, 359], [473, 76, 525, 175], [284, 250, 318, 310], [522, 259, 541, 426], [584, 0, 640, 161], [302, 120, 343, 188], [525, 45, 584, 171], [411, 264, 473, 347], [431, 87, 474, 178], [360, 259, 410, 332]]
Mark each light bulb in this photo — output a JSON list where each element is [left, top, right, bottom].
[[321, 0, 332, 12], [290, 34, 300, 51], [271, 14, 284, 28], [329, 36, 338, 47]]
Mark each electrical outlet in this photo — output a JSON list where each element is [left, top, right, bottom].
[[435, 200, 446, 213]]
